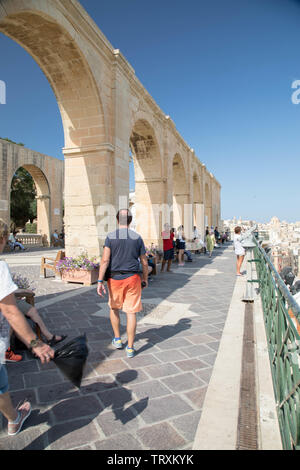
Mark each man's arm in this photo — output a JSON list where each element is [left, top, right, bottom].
[[140, 254, 149, 287], [97, 246, 111, 296], [98, 246, 111, 281], [0, 294, 54, 363]]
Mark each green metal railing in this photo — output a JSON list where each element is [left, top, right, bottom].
[[253, 238, 300, 449]]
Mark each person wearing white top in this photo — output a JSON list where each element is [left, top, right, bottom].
[[0, 219, 54, 436], [233, 226, 246, 276], [8, 232, 26, 251]]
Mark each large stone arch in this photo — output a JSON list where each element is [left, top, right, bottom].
[[129, 119, 164, 246], [0, 0, 221, 256], [0, 0, 110, 256]]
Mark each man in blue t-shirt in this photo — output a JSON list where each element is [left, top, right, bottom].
[[97, 209, 148, 358]]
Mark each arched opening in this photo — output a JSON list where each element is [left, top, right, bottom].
[[10, 165, 51, 244], [129, 119, 163, 246], [172, 153, 188, 231], [0, 5, 107, 256]]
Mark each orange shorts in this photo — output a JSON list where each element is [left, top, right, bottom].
[[107, 274, 142, 314]]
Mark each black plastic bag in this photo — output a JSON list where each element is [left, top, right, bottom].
[[53, 335, 89, 388]]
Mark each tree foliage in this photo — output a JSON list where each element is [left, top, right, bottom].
[[10, 168, 37, 228]]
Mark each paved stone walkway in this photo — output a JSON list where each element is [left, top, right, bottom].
[[0, 244, 236, 450]]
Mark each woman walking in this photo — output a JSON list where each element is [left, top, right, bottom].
[[206, 229, 215, 258], [233, 226, 245, 276]]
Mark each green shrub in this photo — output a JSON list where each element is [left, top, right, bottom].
[[25, 223, 37, 233]]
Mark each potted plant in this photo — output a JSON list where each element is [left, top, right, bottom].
[[56, 252, 100, 286]]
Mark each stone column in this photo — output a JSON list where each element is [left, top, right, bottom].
[[36, 195, 51, 246], [63, 144, 115, 258], [135, 178, 166, 248]]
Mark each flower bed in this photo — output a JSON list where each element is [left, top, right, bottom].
[[57, 253, 100, 286]]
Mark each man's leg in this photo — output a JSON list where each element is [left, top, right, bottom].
[[26, 307, 63, 343], [0, 392, 18, 422], [126, 312, 137, 349], [161, 259, 166, 272], [167, 259, 172, 271], [0, 365, 17, 421], [110, 308, 121, 339]]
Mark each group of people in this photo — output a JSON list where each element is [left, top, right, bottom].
[[0, 208, 236, 438], [52, 229, 64, 248]]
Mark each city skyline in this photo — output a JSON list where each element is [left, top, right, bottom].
[[1, 0, 300, 222]]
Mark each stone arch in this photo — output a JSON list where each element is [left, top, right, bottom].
[[0, 2, 108, 256], [10, 165, 51, 243], [0, 138, 64, 245], [0, 8, 106, 148], [172, 153, 189, 231], [129, 119, 163, 245]]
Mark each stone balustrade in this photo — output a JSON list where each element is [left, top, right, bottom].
[[15, 233, 43, 246]]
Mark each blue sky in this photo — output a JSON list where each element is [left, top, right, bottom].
[[1, 0, 300, 222]]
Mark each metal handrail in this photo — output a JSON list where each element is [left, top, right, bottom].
[[254, 238, 300, 321], [253, 236, 300, 450]]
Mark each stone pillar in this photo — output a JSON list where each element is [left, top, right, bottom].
[[63, 144, 115, 258], [173, 193, 189, 229], [36, 195, 51, 246], [135, 178, 166, 248], [194, 203, 205, 240]]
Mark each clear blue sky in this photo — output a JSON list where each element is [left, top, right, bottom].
[[1, 0, 300, 223]]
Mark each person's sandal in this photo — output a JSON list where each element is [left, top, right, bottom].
[[47, 335, 67, 346]]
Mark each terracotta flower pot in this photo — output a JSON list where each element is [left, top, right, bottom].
[[61, 267, 99, 286]]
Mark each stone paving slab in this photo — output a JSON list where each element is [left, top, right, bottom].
[[0, 244, 237, 450]]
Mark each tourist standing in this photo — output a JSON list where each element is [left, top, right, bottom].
[[0, 219, 54, 436], [97, 209, 148, 358], [206, 229, 215, 258], [233, 226, 246, 276], [176, 225, 186, 266], [214, 226, 220, 243], [161, 223, 174, 272]]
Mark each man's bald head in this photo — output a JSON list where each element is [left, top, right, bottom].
[[116, 209, 132, 226]]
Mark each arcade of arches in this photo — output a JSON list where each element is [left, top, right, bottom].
[[0, 138, 64, 245], [0, 0, 221, 256]]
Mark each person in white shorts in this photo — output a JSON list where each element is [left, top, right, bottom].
[[0, 219, 54, 436], [233, 226, 246, 276]]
